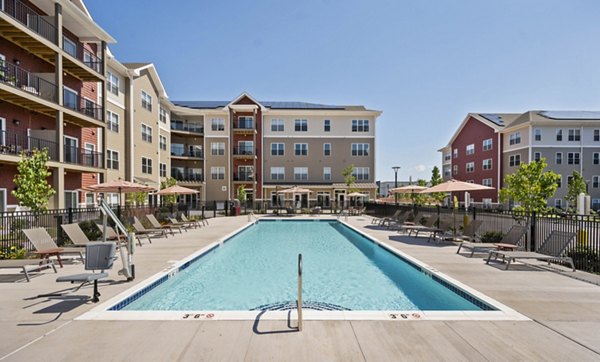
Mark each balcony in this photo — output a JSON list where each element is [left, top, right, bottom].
[[171, 169, 204, 184], [63, 87, 104, 125], [64, 144, 103, 168], [232, 146, 255, 159], [0, 0, 57, 46], [62, 35, 103, 80], [171, 121, 204, 134], [0, 60, 58, 116], [233, 174, 253, 182], [170, 147, 204, 159], [0, 130, 58, 161], [233, 120, 255, 134]]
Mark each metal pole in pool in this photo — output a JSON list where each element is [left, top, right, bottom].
[[297, 253, 303, 332]]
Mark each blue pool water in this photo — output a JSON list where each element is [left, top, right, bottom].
[[120, 220, 492, 311]]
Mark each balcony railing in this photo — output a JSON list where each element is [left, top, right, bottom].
[[0, 130, 58, 160], [64, 145, 103, 168], [170, 148, 204, 158], [0, 0, 57, 44], [233, 120, 254, 130], [233, 147, 255, 156], [171, 121, 204, 134], [63, 87, 102, 120], [62, 35, 103, 74], [0, 60, 58, 103], [171, 170, 204, 182], [233, 174, 253, 182]]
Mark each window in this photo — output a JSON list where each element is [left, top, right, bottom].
[[141, 157, 152, 174], [482, 159, 492, 170], [271, 143, 284, 156], [294, 167, 308, 181], [351, 143, 369, 156], [141, 90, 152, 111], [64, 190, 78, 208], [594, 129, 599, 142], [482, 138, 493, 151], [509, 154, 521, 167], [534, 128, 541, 141], [482, 178, 492, 187], [592, 175, 599, 188], [106, 110, 119, 132], [141, 124, 152, 143], [444, 167, 451, 177], [443, 153, 451, 162], [556, 129, 563, 141], [568, 129, 581, 141], [211, 118, 225, 131], [211, 142, 225, 156], [63, 36, 77, 57], [295, 143, 308, 156], [453, 148, 458, 158], [555, 199, 563, 209], [453, 165, 458, 175], [323, 167, 331, 181], [556, 175, 562, 188], [352, 167, 369, 180], [323, 143, 331, 156], [271, 119, 284, 132], [567, 152, 580, 165], [593, 199, 600, 211], [324, 120, 331, 132], [270, 167, 284, 180], [466, 144, 474, 155], [466, 162, 474, 173], [352, 119, 369, 132], [593, 152, 599, 165], [556, 152, 563, 165], [107, 71, 119, 95], [211, 167, 225, 180], [159, 135, 167, 151], [106, 150, 119, 170], [294, 119, 308, 132], [159, 106, 168, 124], [237, 141, 253, 155], [509, 132, 521, 145], [533, 152, 541, 162], [237, 116, 253, 129], [160, 163, 167, 177]]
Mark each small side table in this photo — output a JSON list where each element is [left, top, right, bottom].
[[494, 243, 520, 251]]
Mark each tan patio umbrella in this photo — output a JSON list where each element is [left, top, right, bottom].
[[389, 185, 429, 194], [277, 186, 312, 194], [156, 185, 199, 195], [417, 179, 494, 194], [82, 179, 156, 202], [347, 192, 367, 197]]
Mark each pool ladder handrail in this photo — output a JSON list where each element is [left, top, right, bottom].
[[297, 253, 303, 331], [247, 211, 258, 222]]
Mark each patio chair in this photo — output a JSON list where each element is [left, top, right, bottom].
[[426, 218, 454, 243], [455, 219, 483, 243], [168, 217, 195, 230], [487, 230, 576, 271], [133, 216, 168, 240], [0, 259, 56, 282], [456, 224, 527, 258], [399, 215, 439, 237], [94, 222, 145, 247], [385, 211, 414, 230], [56, 242, 117, 302], [22, 228, 85, 268], [374, 209, 402, 226], [181, 214, 206, 227], [61, 223, 96, 247], [145, 214, 181, 234]]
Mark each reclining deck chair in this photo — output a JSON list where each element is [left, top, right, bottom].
[[56, 242, 117, 302], [487, 230, 576, 271], [133, 216, 168, 240], [168, 217, 195, 230], [61, 223, 94, 247], [457, 224, 527, 258], [0, 259, 56, 282], [146, 214, 181, 234], [23, 228, 85, 268]]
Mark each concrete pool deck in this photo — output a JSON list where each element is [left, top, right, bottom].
[[1, 215, 599, 361]]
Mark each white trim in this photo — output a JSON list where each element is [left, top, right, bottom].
[[293, 143, 309, 156], [107, 98, 125, 109], [204, 135, 230, 139], [0, 117, 5, 145], [502, 145, 529, 153], [0, 188, 6, 212], [263, 135, 374, 139]]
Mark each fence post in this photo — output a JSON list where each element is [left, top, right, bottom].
[[68, 207, 73, 224], [202, 205, 205, 219], [213, 201, 217, 218], [472, 206, 476, 220], [530, 211, 536, 252]]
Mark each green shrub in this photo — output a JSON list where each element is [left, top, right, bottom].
[[481, 231, 503, 243], [78, 220, 103, 241], [0, 245, 27, 259]]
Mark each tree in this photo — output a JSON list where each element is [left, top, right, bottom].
[[126, 192, 148, 206], [499, 158, 560, 213], [566, 171, 586, 212], [237, 185, 247, 205], [12, 148, 55, 211], [429, 166, 446, 204], [160, 177, 177, 205], [342, 164, 358, 193]]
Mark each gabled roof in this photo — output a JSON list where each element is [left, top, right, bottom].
[[502, 110, 600, 132], [123, 63, 168, 99], [441, 113, 519, 150]]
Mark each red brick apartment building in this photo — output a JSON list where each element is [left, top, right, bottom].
[[0, 0, 114, 209], [439, 113, 518, 203]]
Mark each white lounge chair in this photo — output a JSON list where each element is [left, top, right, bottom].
[[0, 259, 56, 282], [22, 228, 85, 268]]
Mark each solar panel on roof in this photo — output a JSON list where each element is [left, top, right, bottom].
[[479, 114, 505, 126], [172, 100, 346, 110], [538, 111, 600, 120]]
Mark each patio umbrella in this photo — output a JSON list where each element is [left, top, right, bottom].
[[418, 179, 494, 194], [389, 185, 429, 194], [277, 186, 312, 194], [156, 185, 199, 195], [82, 179, 156, 202], [347, 192, 367, 207]]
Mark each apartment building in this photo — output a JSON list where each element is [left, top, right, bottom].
[[172, 93, 381, 206], [441, 111, 600, 210], [0, 0, 114, 210]]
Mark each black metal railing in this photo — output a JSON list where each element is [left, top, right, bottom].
[[0, 130, 58, 160], [62, 35, 103, 74], [171, 121, 204, 134], [63, 87, 102, 120], [170, 148, 203, 158], [171, 170, 204, 182], [233, 146, 254, 155], [233, 174, 253, 181], [0, 59, 58, 103], [233, 120, 254, 130], [63, 145, 103, 168], [0, 0, 57, 44]]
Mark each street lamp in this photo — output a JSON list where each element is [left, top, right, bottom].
[[392, 166, 401, 204]]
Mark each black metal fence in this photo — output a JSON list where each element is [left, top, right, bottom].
[[365, 202, 600, 274]]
